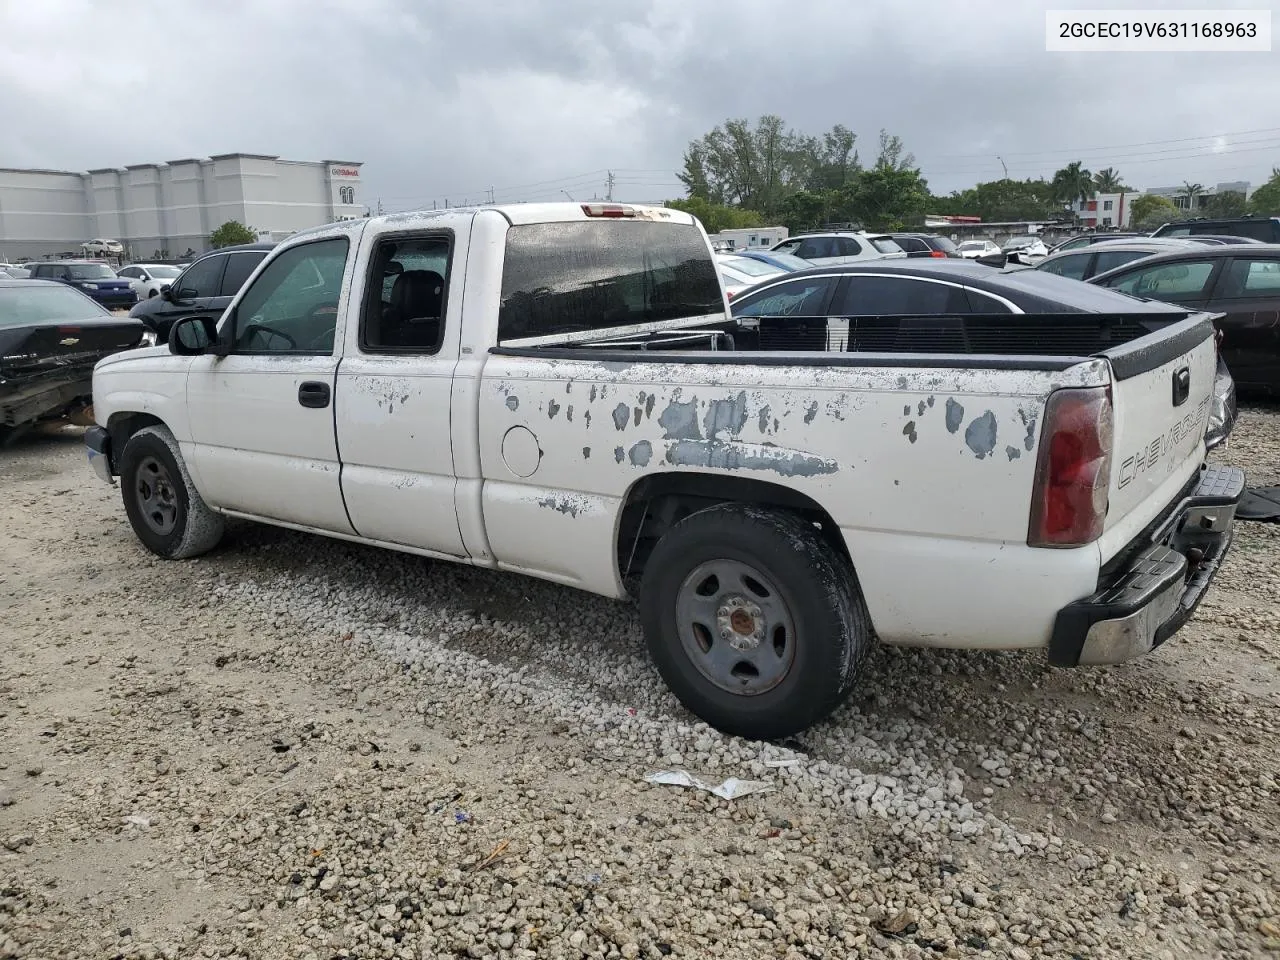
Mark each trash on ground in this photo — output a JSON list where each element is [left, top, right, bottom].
[[644, 770, 773, 800]]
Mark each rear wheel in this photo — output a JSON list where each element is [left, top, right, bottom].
[[639, 503, 873, 740], [119, 425, 224, 559]]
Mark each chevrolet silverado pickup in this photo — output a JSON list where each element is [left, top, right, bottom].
[[84, 202, 1244, 739]]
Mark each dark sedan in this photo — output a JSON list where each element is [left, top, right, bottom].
[[0, 280, 149, 444], [26, 260, 137, 309], [729, 259, 1236, 447], [1091, 243, 1280, 395]]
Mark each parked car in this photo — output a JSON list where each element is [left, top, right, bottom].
[[26, 261, 137, 309], [770, 232, 907, 265], [117, 263, 184, 300], [81, 239, 125, 256], [955, 239, 1002, 260], [1001, 236, 1049, 264], [1035, 238, 1202, 282], [730, 250, 813, 273], [1152, 216, 1280, 244], [1091, 243, 1280, 395], [0, 263, 31, 279], [87, 202, 1241, 739], [716, 254, 786, 299], [729, 259, 1235, 450], [1047, 233, 1144, 254], [886, 233, 960, 259], [1181, 234, 1266, 246], [129, 242, 274, 343], [1, 279, 149, 444]]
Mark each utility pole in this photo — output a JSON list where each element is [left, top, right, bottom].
[[606, 171, 614, 202], [997, 156, 1008, 179], [561, 189, 575, 201], [376, 197, 384, 216], [487, 186, 495, 204]]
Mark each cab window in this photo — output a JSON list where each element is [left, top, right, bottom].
[[361, 235, 452, 353], [1102, 260, 1215, 300], [231, 238, 349, 354]]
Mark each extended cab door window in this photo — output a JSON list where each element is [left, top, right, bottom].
[[231, 238, 349, 354], [361, 235, 451, 353], [174, 255, 225, 299], [1039, 252, 1092, 280]]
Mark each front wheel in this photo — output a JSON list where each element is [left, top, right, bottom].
[[119, 425, 224, 559], [639, 504, 873, 740]]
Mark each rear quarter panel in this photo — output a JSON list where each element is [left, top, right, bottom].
[[477, 354, 1111, 648]]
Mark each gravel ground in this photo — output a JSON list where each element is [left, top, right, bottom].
[[1, 410, 1278, 960]]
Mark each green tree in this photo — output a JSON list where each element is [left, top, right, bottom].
[[942, 178, 1057, 222], [1129, 193, 1178, 230], [1093, 167, 1131, 192], [1051, 161, 1094, 208], [665, 197, 764, 234], [1180, 181, 1205, 212], [1249, 168, 1280, 215], [209, 220, 256, 248], [1199, 190, 1248, 218]]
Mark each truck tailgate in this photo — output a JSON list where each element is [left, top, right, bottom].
[[1099, 315, 1217, 557]]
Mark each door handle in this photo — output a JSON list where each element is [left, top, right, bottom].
[[298, 381, 331, 409]]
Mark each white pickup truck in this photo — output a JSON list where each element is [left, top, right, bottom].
[[85, 202, 1244, 739]]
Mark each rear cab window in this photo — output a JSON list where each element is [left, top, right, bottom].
[[497, 220, 723, 343]]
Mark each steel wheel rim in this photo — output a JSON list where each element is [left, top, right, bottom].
[[135, 455, 179, 536], [674, 558, 797, 696]]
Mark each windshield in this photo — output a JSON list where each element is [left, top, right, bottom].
[[871, 236, 904, 254], [67, 263, 117, 279], [1004, 237, 1036, 248], [930, 236, 959, 254], [146, 265, 182, 278], [0, 284, 110, 327], [958, 241, 988, 251], [719, 256, 779, 277]]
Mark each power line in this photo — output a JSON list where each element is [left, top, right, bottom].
[[928, 125, 1280, 162]]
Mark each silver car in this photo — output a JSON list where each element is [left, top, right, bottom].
[[1034, 238, 1201, 282]]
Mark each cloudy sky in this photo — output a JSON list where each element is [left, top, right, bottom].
[[2, 0, 1277, 210]]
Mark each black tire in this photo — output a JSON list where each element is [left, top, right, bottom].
[[639, 503, 873, 740], [119, 425, 224, 559]]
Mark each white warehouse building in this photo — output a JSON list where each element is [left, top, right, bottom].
[[0, 153, 365, 261]]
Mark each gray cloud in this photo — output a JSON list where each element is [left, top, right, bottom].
[[2, 0, 1278, 212]]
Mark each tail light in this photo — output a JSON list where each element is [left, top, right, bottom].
[[1028, 386, 1113, 547], [929, 250, 947, 258]]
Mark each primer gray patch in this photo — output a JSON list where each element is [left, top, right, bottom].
[[547, 399, 560, 419], [614, 446, 625, 463], [917, 400, 926, 417], [567, 405, 574, 422], [945, 398, 964, 433], [658, 396, 702, 440], [1024, 417, 1037, 450], [589, 385, 598, 402], [628, 440, 653, 466], [505, 395, 519, 411], [903, 421, 917, 444], [536, 496, 580, 518], [803, 401, 819, 424], [582, 446, 591, 459], [612, 403, 630, 431], [633, 406, 642, 427], [645, 394, 655, 419], [757, 404, 772, 433], [584, 410, 592, 429], [903, 404, 911, 416], [927, 396, 935, 407], [704, 390, 749, 440], [965, 411, 998, 460], [1005, 445, 1021, 461], [665, 440, 837, 477]]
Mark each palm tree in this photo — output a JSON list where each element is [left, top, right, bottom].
[[1181, 181, 1205, 211], [1052, 161, 1095, 211], [1093, 167, 1125, 192]]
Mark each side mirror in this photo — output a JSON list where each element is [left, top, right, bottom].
[[169, 315, 219, 355], [161, 284, 177, 302]]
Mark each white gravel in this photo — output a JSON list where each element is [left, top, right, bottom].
[[1, 412, 1278, 959]]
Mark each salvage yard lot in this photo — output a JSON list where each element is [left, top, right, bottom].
[[1, 414, 1278, 960]]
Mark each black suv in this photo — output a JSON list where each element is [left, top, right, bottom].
[[27, 261, 137, 309], [129, 242, 274, 342], [885, 233, 959, 258], [1152, 216, 1280, 244]]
